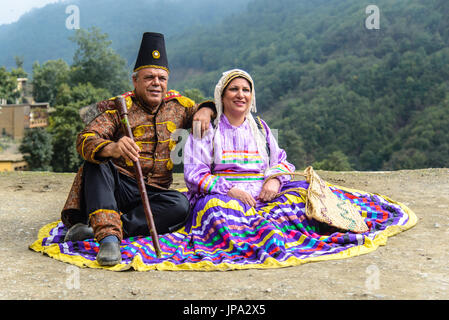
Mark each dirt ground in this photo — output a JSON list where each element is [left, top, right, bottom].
[[0, 168, 448, 301]]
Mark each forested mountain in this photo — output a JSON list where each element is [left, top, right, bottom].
[[2, 0, 449, 172], [168, 0, 449, 171], [0, 0, 251, 73]]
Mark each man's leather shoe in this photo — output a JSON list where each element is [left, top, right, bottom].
[[64, 223, 94, 242], [96, 241, 122, 266]]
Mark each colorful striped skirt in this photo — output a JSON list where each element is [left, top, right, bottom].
[[29, 180, 417, 271]]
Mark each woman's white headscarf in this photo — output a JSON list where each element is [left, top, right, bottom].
[[212, 69, 271, 169]]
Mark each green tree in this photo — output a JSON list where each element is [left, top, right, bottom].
[[182, 88, 207, 103], [54, 82, 111, 107], [49, 82, 111, 172], [277, 128, 308, 170], [166, 0, 449, 171], [383, 102, 449, 169], [19, 128, 53, 171], [69, 27, 131, 96], [312, 150, 353, 171], [32, 59, 70, 106], [48, 105, 84, 172], [11, 56, 28, 78], [0, 66, 20, 104]]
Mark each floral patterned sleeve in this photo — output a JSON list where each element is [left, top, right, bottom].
[[76, 101, 120, 164]]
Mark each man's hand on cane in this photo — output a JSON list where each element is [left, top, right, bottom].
[[99, 136, 141, 163]]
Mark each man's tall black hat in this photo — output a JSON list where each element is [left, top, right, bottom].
[[134, 32, 169, 73]]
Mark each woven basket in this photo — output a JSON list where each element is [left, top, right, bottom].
[[265, 166, 369, 233]]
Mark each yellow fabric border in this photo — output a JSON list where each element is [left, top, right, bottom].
[[216, 173, 264, 177], [29, 220, 129, 271], [134, 65, 169, 74], [81, 133, 95, 160], [222, 71, 253, 91], [90, 140, 113, 164], [164, 90, 195, 108], [29, 184, 417, 272], [88, 208, 122, 219], [133, 121, 176, 137]]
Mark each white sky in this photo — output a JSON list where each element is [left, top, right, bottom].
[[0, 0, 62, 25]]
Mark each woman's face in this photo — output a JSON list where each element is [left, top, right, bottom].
[[222, 77, 252, 118]]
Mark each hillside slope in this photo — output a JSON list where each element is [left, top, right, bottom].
[[168, 0, 449, 171], [1, 0, 250, 72], [2, 0, 448, 172]]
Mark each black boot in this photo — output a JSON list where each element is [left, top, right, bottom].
[[96, 239, 122, 266], [64, 223, 94, 242]]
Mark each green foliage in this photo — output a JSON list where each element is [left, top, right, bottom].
[[0, 57, 28, 104], [312, 150, 353, 172], [48, 105, 84, 172], [383, 101, 449, 169], [19, 128, 53, 171], [0, 0, 252, 73], [49, 83, 111, 172], [32, 59, 70, 106], [27, 28, 118, 173], [0, 66, 20, 103], [182, 88, 208, 103], [275, 128, 308, 170], [170, 0, 449, 171], [54, 82, 111, 107], [69, 27, 131, 96], [4, 0, 449, 172], [11, 56, 28, 78]]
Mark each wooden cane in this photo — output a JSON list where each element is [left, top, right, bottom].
[[114, 96, 162, 258]]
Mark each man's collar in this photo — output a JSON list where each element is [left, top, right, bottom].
[[133, 90, 163, 114]]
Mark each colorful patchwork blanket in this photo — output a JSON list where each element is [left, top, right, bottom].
[[29, 180, 417, 271]]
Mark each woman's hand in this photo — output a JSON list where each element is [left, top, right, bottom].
[[258, 178, 281, 202], [227, 187, 257, 207]]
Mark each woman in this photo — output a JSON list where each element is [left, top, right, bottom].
[[30, 69, 416, 271], [184, 69, 296, 209], [180, 68, 416, 269]]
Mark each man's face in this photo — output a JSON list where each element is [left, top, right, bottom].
[[133, 67, 169, 108]]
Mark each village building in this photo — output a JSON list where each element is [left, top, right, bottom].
[[0, 78, 50, 171], [0, 102, 50, 140], [0, 153, 28, 172]]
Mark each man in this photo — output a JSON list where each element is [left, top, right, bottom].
[[61, 32, 215, 266]]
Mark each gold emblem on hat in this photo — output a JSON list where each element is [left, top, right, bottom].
[[152, 50, 160, 59]]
